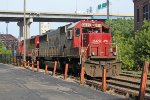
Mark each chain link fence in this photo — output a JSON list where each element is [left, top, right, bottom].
[[0, 54, 13, 64]]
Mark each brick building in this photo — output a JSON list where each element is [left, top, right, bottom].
[[0, 34, 18, 51], [133, 0, 150, 30]]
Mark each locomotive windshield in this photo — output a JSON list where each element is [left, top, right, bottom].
[[82, 27, 100, 33], [81, 22, 101, 34]]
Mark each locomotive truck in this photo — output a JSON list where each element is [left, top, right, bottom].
[[17, 20, 121, 77]]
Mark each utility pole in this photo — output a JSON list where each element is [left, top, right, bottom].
[[107, 0, 109, 20], [107, 0, 111, 34], [23, 0, 26, 61]]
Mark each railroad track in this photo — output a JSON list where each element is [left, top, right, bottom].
[[107, 77, 150, 94], [50, 70, 150, 99], [85, 78, 150, 100], [122, 70, 150, 77], [64, 70, 150, 99], [120, 73, 150, 80], [110, 76, 150, 88], [120, 71, 150, 80], [85, 79, 150, 100], [84, 71, 150, 100], [11, 64, 150, 100]]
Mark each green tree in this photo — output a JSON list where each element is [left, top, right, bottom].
[[0, 41, 12, 55], [106, 19, 150, 70], [134, 20, 150, 70], [106, 18, 135, 70]]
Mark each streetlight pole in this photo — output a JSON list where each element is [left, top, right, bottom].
[[107, 0, 109, 20], [23, 0, 26, 62]]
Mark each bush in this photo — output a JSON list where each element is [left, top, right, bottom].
[[134, 20, 150, 70], [0, 41, 12, 55], [106, 19, 135, 70], [106, 19, 150, 71]]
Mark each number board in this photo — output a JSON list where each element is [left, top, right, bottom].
[[82, 23, 91, 27], [82, 23, 102, 28]]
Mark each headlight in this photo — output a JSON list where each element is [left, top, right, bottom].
[[113, 52, 117, 56], [91, 52, 95, 56]]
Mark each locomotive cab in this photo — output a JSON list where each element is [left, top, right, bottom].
[[72, 20, 114, 60]]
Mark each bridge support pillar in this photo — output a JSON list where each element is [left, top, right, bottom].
[[26, 18, 33, 39], [17, 18, 33, 40], [17, 21, 24, 40]]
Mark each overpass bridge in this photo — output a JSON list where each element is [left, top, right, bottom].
[[0, 10, 134, 39], [0, 10, 93, 22], [0, 10, 133, 22]]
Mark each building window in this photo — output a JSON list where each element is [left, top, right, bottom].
[[143, 5, 149, 20], [137, 9, 140, 22]]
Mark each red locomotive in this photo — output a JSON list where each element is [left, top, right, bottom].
[[17, 20, 121, 77], [17, 35, 39, 61]]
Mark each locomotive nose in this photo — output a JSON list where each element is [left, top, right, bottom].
[[82, 33, 102, 57], [82, 33, 111, 58]]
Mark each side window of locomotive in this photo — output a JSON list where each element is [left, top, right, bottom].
[[102, 27, 109, 33], [82, 28, 92, 33], [75, 28, 80, 37], [67, 30, 73, 39]]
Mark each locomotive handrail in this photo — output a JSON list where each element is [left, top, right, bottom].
[[82, 43, 90, 56]]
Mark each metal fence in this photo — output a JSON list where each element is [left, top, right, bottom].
[[0, 54, 13, 64]]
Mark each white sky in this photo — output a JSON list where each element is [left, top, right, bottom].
[[0, 0, 134, 38]]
